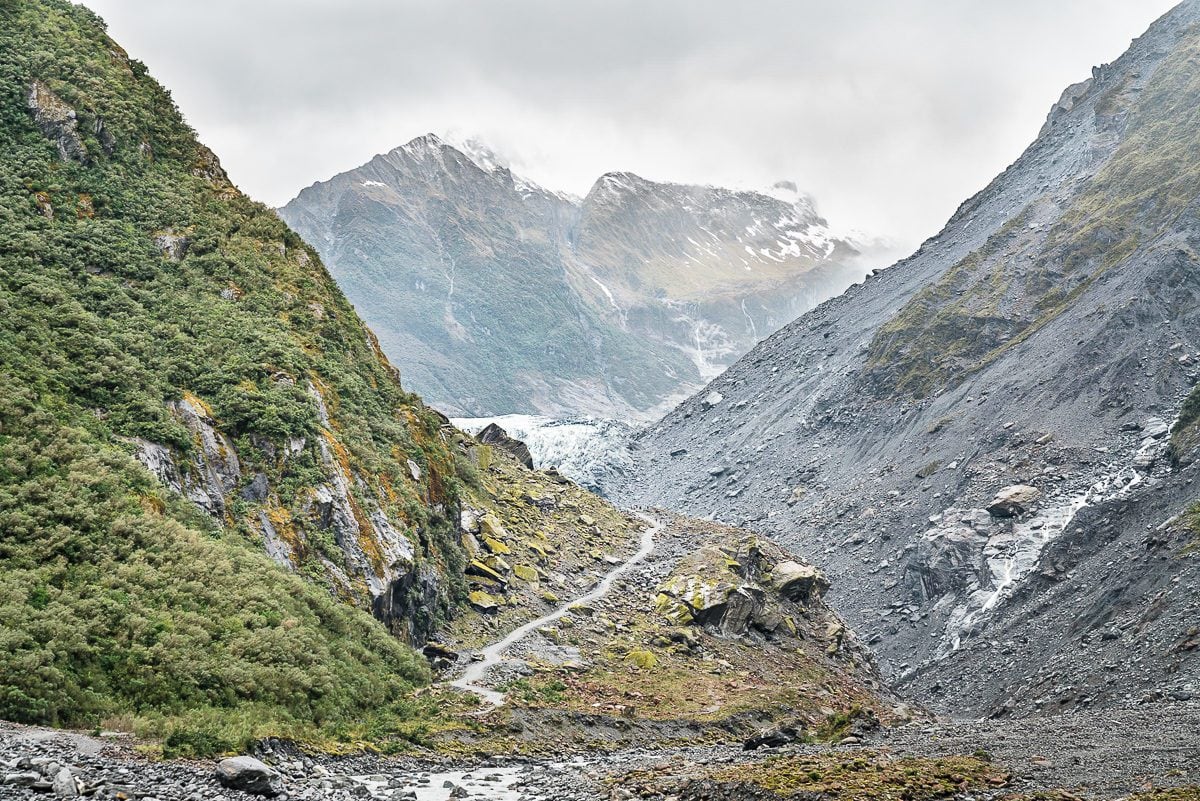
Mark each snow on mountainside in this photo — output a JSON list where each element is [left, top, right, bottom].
[[279, 136, 881, 420]]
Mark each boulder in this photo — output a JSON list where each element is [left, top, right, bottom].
[[51, 767, 77, 798], [770, 561, 830, 604], [215, 757, 283, 797], [743, 724, 799, 751], [468, 590, 501, 613], [477, 423, 534, 468], [1142, 417, 1170, 440], [986, 485, 1042, 518]]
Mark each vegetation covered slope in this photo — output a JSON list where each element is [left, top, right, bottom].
[[0, 0, 469, 748]]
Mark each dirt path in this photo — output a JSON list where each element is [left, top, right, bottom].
[[450, 512, 662, 705]]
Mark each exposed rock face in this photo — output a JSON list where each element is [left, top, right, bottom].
[[132, 381, 451, 645], [27, 80, 87, 163], [477, 423, 534, 468], [622, 2, 1200, 717], [279, 136, 880, 419]]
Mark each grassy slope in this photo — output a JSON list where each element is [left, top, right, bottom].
[[0, 0, 465, 752]]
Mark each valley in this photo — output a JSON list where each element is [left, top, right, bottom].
[[3, 1, 1200, 800]]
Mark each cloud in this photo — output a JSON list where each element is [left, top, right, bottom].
[[81, 0, 1178, 252]]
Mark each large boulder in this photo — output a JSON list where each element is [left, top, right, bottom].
[[215, 757, 283, 797], [985, 485, 1042, 518], [770, 561, 829, 604], [477, 423, 534, 469]]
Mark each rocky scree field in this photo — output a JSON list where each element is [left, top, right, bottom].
[[621, 0, 1200, 720]]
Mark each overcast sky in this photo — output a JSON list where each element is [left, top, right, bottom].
[[82, 0, 1177, 253]]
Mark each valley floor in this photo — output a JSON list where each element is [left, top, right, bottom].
[[3, 702, 1198, 801]]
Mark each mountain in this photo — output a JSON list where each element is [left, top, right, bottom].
[[279, 137, 871, 420], [0, 0, 895, 757], [622, 0, 1200, 717], [0, 0, 486, 746]]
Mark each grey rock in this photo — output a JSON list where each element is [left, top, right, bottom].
[[985, 486, 1042, 518], [215, 756, 283, 797], [52, 766, 77, 797], [27, 81, 87, 163]]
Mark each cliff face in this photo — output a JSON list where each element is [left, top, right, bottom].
[[622, 1, 1200, 716], [279, 139, 869, 420]]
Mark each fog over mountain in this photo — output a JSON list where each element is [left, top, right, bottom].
[[82, 0, 1175, 253]]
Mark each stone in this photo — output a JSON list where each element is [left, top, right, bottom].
[[52, 767, 77, 798], [986, 485, 1042, 517], [513, 564, 540, 582], [468, 590, 501, 613], [3, 773, 41, 787], [215, 756, 283, 797], [743, 725, 799, 750], [467, 559, 508, 585], [482, 536, 511, 555], [479, 512, 509, 541], [1142, 417, 1170, 440], [771, 561, 830, 603], [703, 391, 724, 409], [477, 423, 534, 469]]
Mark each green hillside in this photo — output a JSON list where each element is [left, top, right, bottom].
[[0, 0, 468, 752]]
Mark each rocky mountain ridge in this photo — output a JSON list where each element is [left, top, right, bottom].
[[621, 0, 1200, 717], [279, 136, 874, 420]]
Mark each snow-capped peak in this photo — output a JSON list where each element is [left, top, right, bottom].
[[444, 134, 510, 174]]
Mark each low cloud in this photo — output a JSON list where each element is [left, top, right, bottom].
[[83, 0, 1177, 252]]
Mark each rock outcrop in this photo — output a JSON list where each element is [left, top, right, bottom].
[[27, 80, 87, 163]]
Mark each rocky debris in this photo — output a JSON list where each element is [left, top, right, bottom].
[[8, 699, 1200, 801], [617, 1, 1200, 717], [215, 757, 283, 797], [985, 485, 1042, 518], [742, 725, 798, 751], [476, 424, 534, 469], [27, 80, 87, 163]]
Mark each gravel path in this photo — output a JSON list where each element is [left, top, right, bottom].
[[451, 513, 662, 705]]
